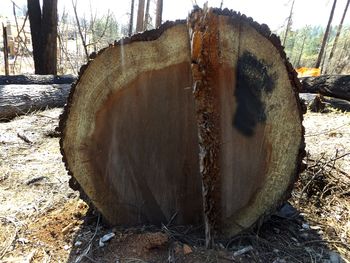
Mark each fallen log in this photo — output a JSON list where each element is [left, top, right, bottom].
[[0, 84, 71, 121], [0, 74, 76, 85], [59, 8, 305, 242], [300, 93, 350, 112], [300, 75, 350, 101]]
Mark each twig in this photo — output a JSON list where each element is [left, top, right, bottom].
[[74, 214, 100, 263], [17, 132, 32, 144], [305, 122, 350, 137], [0, 217, 19, 259], [302, 239, 349, 247], [166, 211, 178, 227], [299, 152, 350, 200], [26, 176, 47, 185]]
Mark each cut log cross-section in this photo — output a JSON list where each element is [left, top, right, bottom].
[[60, 8, 305, 241]]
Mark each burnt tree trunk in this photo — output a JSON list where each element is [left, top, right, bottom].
[[59, 8, 305, 241], [2, 23, 9, 76], [27, 0, 58, 75], [300, 75, 350, 101]]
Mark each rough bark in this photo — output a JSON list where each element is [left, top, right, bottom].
[[59, 8, 305, 240], [300, 75, 350, 101], [27, 0, 58, 75], [0, 84, 70, 121]]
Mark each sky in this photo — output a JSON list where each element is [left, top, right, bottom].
[[0, 0, 349, 32]]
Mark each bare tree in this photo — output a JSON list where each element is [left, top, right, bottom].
[[136, 0, 145, 32], [72, 0, 89, 61], [295, 27, 309, 68], [326, 0, 350, 73], [155, 0, 163, 28], [128, 0, 135, 36], [144, 0, 151, 31], [27, 0, 58, 74], [283, 0, 295, 47], [2, 23, 9, 75], [315, 0, 337, 69]]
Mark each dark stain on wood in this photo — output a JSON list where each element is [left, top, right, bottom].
[[89, 62, 203, 226], [233, 51, 275, 136]]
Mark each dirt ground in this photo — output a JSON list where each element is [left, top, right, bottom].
[[0, 108, 349, 263]]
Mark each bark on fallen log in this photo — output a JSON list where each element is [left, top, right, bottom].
[[0, 74, 76, 85], [300, 75, 350, 101], [0, 84, 71, 121], [300, 93, 350, 112]]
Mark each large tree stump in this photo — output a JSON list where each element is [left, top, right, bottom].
[[59, 8, 305, 240]]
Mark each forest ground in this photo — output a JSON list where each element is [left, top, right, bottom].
[[0, 108, 349, 263]]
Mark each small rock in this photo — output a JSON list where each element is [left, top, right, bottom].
[[173, 242, 183, 255], [273, 228, 280, 234], [63, 245, 70, 250], [233, 246, 253, 257], [329, 252, 341, 263], [310, 225, 321, 230], [272, 258, 286, 263], [100, 232, 115, 243], [273, 249, 279, 253], [99, 239, 105, 247], [300, 232, 309, 239], [183, 244, 193, 255], [74, 241, 82, 247], [275, 203, 298, 219], [17, 237, 29, 244], [302, 223, 310, 230]]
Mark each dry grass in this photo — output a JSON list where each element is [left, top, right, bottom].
[[0, 109, 349, 262]]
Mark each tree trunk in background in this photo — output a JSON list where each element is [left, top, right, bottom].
[[155, 0, 163, 28], [27, 0, 58, 75], [2, 24, 9, 76], [326, 0, 350, 73], [136, 0, 145, 32], [144, 0, 151, 31], [296, 33, 307, 68], [282, 0, 295, 47], [315, 0, 337, 69], [128, 0, 135, 36]]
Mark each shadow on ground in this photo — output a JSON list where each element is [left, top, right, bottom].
[[66, 202, 341, 263]]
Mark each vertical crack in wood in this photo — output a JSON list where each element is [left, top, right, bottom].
[[188, 8, 222, 248]]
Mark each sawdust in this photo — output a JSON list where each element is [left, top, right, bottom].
[[0, 109, 349, 262]]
